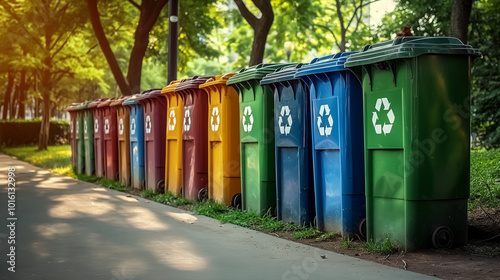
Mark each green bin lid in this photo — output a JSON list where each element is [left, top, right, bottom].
[[226, 63, 295, 85], [72, 101, 91, 111], [260, 63, 301, 85], [344, 37, 481, 68]]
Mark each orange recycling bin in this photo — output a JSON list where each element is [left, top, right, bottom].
[[161, 80, 184, 195], [200, 74, 242, 207], [110, 96, 131, 186]]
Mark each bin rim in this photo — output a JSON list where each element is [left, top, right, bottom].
[[109, 96, 130, 107], [135, 88, 163, 101], [199, 73, 237, 88], [260, 63, 304, 85], [294, 52, 357, 78], [122, 94, 142, 106], [87, 98, 109, 109], [97, 98, 117, 108], [174, 76, 214, 92], [226, 63, 295, 85], [66, 102, 81, 112], [344, 36, 482, 68], [71, 101, 92, 111], [161, 79, 184, 95]]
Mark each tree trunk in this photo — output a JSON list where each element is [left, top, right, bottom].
[[450, 0, 473, 43], [234, 0, 274, 66], [2, 73, 14, 120], [87, 0, 132, 96], [127, 0, 169, 94], [12, 83, 20, 119], [38, 92, 50, 150], [335, 0, 346, 52], [18, 70, 28, 119]]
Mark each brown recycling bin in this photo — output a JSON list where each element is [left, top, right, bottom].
[[98, 98, 119, 180]]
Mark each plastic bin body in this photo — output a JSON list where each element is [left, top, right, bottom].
[[111, 97, 131, 186], [200, 74, 241, 206], [123, 96, 145, 190], [137, 89, 167, 193], [161, 80, 184, 195], [345, 37, 481, 250], [88, 99, 106, 177], [67, 104, 78, 167], [295, 52, 365, 236], [99, 99, 119, 180], [83, 105, 95, 176], [227, 63, 292, 214], [72, 105, 86, 174], [261, 64, 315, 226], [175, 76, 213, 200]]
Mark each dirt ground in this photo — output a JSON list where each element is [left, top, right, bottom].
[[275, 208, 500, 280]]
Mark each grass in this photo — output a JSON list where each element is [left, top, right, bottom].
[[363, 238, 402, 254], [470, 148, 500, 209], [140, 189, 192, 207]]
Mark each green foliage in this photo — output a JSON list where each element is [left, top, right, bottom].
[[316, 232, 339, 241], [363, 238, 402, 254], [153, 192, 192, 207], [340, 237, 354, 249], [140, 189, 157, 198], [293, 228, 322, 239], [0, 145, 73, 174], [469, 149, 500, 209]]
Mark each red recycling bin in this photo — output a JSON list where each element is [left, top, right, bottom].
[[136, 89, 167, 192], [98, 98, 119, 180], [175, 76, 213, 201], [88, 98, 108, 177], [66, 103, 79, 167]]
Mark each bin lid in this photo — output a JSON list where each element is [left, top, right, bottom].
[[135, 89, 162, 101], [109, 96, 130, 107], [161, 79, 184, 95], [65, 102, 80, 112], [72, 101, 91, 111], [97, 98, 116, 108], [226, 63, 295, 85], [87, 98, 109, 109], [199, 73, 236, 88], [344, 37, 481, 68], [174, 76, 214, 92], [260, 63, 303, 85], [294, 52, 357, 78], [122, 94, 142, 106]]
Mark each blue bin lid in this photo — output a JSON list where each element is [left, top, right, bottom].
[[260, 63, 303, 85], [122, 93, 142, 106], [294, 52, 357, 78], [174, 76, 214, 92]]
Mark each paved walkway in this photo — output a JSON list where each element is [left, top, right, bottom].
[[0, 153, 435, 280]]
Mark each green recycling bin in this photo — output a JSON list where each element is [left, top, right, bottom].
[[68, 103, 85, 174], [82, 102, 95, 176], [227, 63, 292, 215], [345, 37, 481, 250]]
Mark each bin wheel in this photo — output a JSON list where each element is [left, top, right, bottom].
[[231, 193, 241, 209], [198, 187, 208, 201], [157, 180, 165, 193], [432, 226, 454, 249], [358, 218, 367, 240]]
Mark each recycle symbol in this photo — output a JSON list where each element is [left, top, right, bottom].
[[84, 119, 88, 134], [278, 105, 292, 135], [104, 118, 110, 134], [317, 104, 334, 137], [94, 118, 99, 133], [130, 118, 136, 135], [184, 109, 191, 132], [372, 97, 395, 135], [118, 118, 124, 135], [145, 115, 152, 134], [168, 110, 176, 131], [75, 120, 79, 134], [211, 107, 220, 132], [70, 121, 74, 133], [242, 106, 254, 132]]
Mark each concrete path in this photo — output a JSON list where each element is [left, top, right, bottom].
[[0, 153, 435, 280]]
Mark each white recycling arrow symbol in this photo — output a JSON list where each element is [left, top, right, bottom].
[[168, 110, 176, 131], [145, 115, 152, 134], [118, 118, 124, 135], [104, 118, 110, 134], [94, 118, 99, 133], [278, 105, 292, 135], [242, 106, 254, 132], [317, 104, 334, 137], [184, 109, 191, 132], [372, 97, 395, 135], [70, 121, 74, 134], [84, 119, 88, 134], [76, 120, 79, 134], [211, 107, 220, 132], [130, 118, 136, 135]]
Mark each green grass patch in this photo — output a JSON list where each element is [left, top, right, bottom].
[[363, 238, 402, 254], [140, 190, 193, 207], [470, 149, 500, 209]]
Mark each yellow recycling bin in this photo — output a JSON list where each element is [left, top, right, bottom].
[[200, 74, 241, 207], [161, 80, 184, 195]]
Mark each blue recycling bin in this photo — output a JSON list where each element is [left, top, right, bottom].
[[123, 94, 145, 190], [295, 52, 365, 236], [260, 64, 315, 226]]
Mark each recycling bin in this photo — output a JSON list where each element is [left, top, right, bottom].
[[261, 64, 315, 226], [175, 76, 213, 201], [295, 52, 365, 236], [123, 94, 145, 190], [344, 37, 481, 250], [200, 74, 241, 206], [98, 98, 119, 181], [111, 96, 131, 186], [88, 98, 108, 177], [66, 103, 79, 168], [136, 89, 167, 193], [161, 80, 184, 195], [227, 63, 292, 214], [81, 102, 95, 176]]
